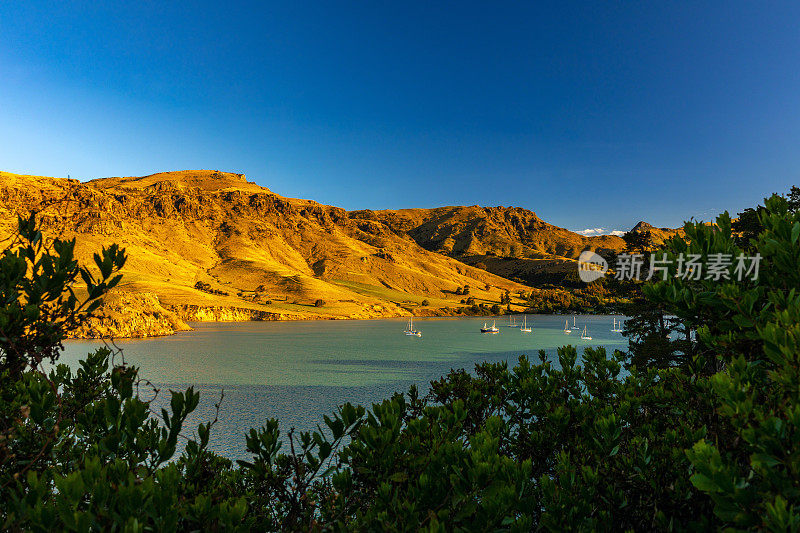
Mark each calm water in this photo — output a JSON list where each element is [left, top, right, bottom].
[[60, 315, 627, 461]]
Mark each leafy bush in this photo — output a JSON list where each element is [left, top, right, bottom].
[[193, 280, 229, 296], [2, 193, 799, 530], [644, 195, 800, 529], [0, 213, 125, 378]]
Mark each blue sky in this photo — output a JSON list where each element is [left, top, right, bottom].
[[1, 2, 799, 232]]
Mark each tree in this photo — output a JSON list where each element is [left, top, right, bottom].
[[622, 229, 653, 255], [644, 195, 800, 528], [622, 295, 696, 373], [732, 184, 798, 248], [789, 185, 800, 211], [732, 206, 765, 248]]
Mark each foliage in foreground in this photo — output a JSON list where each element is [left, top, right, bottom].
[[0, 192, 798, 531]]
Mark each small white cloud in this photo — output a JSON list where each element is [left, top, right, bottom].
[[575, 227, 605, 236], [574, 228, 626, 237]]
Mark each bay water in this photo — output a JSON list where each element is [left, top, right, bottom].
[[60, 315, 627, 461]]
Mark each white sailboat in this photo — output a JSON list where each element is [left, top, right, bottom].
[[571, 316, 579, 330], [563, 319, 572, 334], [580, 326, 592, 340], [404, 317, 421, 336], [481, 320, 499, 334], [506, 315, 519, 327], [520, 315, 531, 333], [611, 317, 623, 333]]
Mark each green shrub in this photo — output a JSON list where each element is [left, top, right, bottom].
[[644, 195, 800, 529], [2, 193, 799, 530]]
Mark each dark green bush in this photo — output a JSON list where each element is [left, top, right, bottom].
[[1, 193, 799, 530]]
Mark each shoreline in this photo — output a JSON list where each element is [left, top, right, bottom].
[[66, 309, 628, 341]]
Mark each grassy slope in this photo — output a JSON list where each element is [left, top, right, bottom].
[[0, 170, 532, 321]]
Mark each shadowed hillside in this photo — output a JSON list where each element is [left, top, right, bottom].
[[354, 206, 627, 283], [353, 206, 627, 258]]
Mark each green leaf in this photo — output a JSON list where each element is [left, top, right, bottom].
[[751, 453, 781, 469], [689, 473, 721, 493]]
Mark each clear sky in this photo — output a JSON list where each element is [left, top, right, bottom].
[[2, 2, 799, 233]]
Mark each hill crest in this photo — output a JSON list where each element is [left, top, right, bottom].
[[89, 170, 271, 194]]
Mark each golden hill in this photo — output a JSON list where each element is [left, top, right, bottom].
[[0, 170, 535, 334], [0, 169, 682, 336]]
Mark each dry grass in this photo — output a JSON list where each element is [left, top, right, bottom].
[[0, 170, 531, 321]]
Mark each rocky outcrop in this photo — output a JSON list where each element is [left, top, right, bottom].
[[629, 220, 682, 245], [172, 305, 285, 322], [69, 291, 192, 339], [631, 221, 655, 232]]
